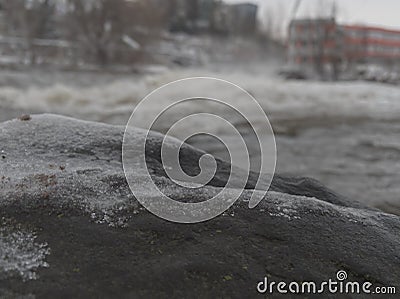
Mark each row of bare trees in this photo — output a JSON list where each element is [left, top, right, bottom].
[[0, 0, 300, 66], [1, 0, 169, 65]]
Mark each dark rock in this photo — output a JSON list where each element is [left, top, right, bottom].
[[0, 114, 399, 298]]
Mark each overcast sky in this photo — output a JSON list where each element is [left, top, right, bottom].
[[226, 0, 400, 36]]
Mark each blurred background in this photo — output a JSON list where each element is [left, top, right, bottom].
[[1, 0, 400, 215]]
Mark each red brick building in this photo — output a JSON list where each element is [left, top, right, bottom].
[[343, 25, 400, 62], [287, 18, 400, 78]]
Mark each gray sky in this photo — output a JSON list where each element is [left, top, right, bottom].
[[226, 0, 400, 36]]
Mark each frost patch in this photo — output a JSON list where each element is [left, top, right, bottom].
[[0, 226, 50, 281]]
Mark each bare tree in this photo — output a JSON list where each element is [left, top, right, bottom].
[[262, 2, 286, 42], [65, 0, 128, 65], [310, 0, 341, 80], [3, 0, 55, 37], [64, 0, 167, 66], [2, 0, 56, 64]]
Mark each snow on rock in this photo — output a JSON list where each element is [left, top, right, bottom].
[[0, 223, 50, 281]]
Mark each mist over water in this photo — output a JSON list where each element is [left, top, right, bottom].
[[1, 67, 399, 214]]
